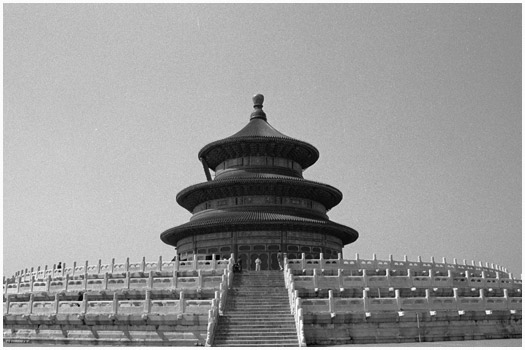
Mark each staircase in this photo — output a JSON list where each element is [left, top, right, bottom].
[[213, 270, 299, 347]]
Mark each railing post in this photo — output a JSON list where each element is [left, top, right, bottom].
[[65, 273, 69, 292], [103, 272, 108, 290], [125, 257, 130, 273], [30, 276, 34, 293], [126, 271, 131, 290], [179, 291, 185, 313], [113, 292, 118, 315], [174, 257, 180, 272], [52, 264, 56, 279], [97, 259, 101, 274], [158, 256, 162, 272], [72, 261, 77, 277], [363, 289, 369, 313], [29, 293, 34, 315], [84, 261, 89, 291], [212, 254, 217, 270], [46, 275, 51, 292], [144, 290, 151, 314], [17, 276, 21, 294], [198, 269, 203, 289], [193, 254, 198, 270], [111, 258, 115, 274], [54, 293, 59, 315], [172, 269, 178, 289], [328, 289, 334, 315], [148, 271, 153, 290], [62, 263, 66, 277], [141, 256, 146, 273], [5, 295, 10, 315], [363, 268, 368, 287], [83, 293, 88, 314]]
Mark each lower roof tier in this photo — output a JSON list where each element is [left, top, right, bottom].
[[160, 209, 359, 247]]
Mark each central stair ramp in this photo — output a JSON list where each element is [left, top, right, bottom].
[[213, 270, 300, 347]]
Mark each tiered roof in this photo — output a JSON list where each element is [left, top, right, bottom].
[[160, 94, 358, 247]]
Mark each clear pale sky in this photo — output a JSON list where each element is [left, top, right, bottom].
[[4, 4, 522, 277]]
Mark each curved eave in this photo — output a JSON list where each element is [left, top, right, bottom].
[[176, 176, 343, 212], [160, 218, 358, 247], [198, 137, 320, 170]]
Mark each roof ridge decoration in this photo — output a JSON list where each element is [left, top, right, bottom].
[[250, 93, 266, 120]]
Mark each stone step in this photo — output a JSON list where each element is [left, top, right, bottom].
[[226, 306, 290, 309], [216, 326, 296, 332], [226, 300, 289, 303], [220, 318, 295, 323], [214, 340, 298, 346], [220, 319, 296, 324], [214, 335, 298, 341], [225, 312, 292, 316], [225, 305, 290, 308]]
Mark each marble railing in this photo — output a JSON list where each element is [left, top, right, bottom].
[[284, 264, 306, 347], [205, 265, 233, 347], [286, 254, 515, 278], [297, 288, 522, 315], [4, 290, 215, 319], [5, 264, 233, 296], [8, 255, 231, 283], [290, 268, 522, 291]]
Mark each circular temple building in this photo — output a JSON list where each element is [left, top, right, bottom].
[[161, 94, 358, 270]]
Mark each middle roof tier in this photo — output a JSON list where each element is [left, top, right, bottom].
[[176, 174, 344, 213]]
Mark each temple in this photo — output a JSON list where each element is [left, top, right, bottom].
[[161, 94, 358, 269], [3, 94, 522, 346]]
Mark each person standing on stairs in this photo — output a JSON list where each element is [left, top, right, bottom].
[[255, 257, 261, 271], [277, 251, 284, 271]]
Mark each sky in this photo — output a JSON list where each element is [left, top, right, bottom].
[[3, 4, 522, 278]]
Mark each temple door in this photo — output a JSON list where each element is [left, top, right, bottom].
[[250, 253, 269, 270], [269, 252, 280, 270]]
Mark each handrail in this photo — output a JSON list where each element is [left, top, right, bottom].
[[284, 258, 306, 346], [289, 269, 521, 291], [205, 256, 233, 347], [4, 290, 215, 318], [8, 254, 231, 283], [296, 288, 521, 314], [286, 253, 516, 278]]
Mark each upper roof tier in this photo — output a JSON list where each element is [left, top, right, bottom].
[[198, 94, 320, 171]]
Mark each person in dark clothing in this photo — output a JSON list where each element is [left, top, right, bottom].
[[233, 259, 243, 273]]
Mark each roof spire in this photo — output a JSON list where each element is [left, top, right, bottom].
[[250, 94, 267, 121]]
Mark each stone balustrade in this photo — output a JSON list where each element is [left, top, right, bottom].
[[8, 255, 231, 284], [290, 268, 521, 291], [205, 267, 232, 346], [284, 264, 306, 346], [297, 287, 522, 315], [4, 256, 234, 296], [4, 289, 216, 319], [286, 253, 516, 278]]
